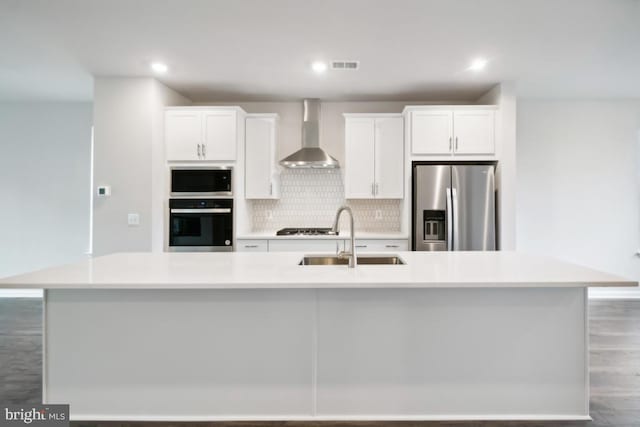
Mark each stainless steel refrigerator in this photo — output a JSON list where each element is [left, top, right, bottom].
[[413, 164, 496, 251]]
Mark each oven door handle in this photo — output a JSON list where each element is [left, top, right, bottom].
[[170, 208, 232, 214]]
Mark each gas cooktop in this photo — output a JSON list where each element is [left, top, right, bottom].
[[276, 227, 338, 236]]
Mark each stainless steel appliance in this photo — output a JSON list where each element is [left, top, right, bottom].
[[170, 167, 232, 196], [169, 199, 233, 251], [276, 227, 338, 236], [279, 99, 339, 169], [413, 163, 496, 251]]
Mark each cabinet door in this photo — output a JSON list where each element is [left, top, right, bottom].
[[410, 110, 453, 155], [236, 240, 268, 252], [374, 117, 404, 199], [165, 111, 202, 161], [268, 239, 342, 253], [344, 118, 375, 199], [203, 110, 237, 160], [453, 110, 495, 155], [245, 117, 278, 199]]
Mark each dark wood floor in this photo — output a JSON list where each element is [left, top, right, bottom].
[[1, 298, 639, 427]]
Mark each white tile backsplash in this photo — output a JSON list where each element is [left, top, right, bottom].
[[250, 169, 401, 232]]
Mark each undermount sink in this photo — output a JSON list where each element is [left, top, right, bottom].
[[299, 254, 406, 266]]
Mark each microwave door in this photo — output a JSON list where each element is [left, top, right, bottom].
[[171, 169, 232, 196]]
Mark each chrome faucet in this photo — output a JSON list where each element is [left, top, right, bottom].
[[331, 206, 357, 268]]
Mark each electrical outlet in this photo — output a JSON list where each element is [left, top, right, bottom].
[[127, 213, 140, 227], [375, 210, 383, 220]]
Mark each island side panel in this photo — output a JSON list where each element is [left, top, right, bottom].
[[44, 289, 315, 419], [315, 287, 588, 419]]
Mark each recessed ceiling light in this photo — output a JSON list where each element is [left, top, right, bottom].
[[311, 61, 328, 74], [150, 62, 168, 74], [468, 58, 488, 71]]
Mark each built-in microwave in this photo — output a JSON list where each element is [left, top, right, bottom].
[[170, 167, 232, 196], [168, 198, 233, 252]]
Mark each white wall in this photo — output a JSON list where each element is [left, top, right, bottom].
[[517, 100, 640, 297], [477, 83, 517, 250], [0, 102, 92, 295], [150, 80, 192, 251], [92, 78, 189, 256]]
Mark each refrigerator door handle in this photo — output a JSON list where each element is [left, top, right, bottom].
[[451, 187, 459, 251], [446, 187, 453, 251]]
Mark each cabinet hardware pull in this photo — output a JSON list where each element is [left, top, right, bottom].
[[270, 183, 273, 195], [356, 245, 367, 248], [245, 245, 259, 248], [449, 137, 452, 150], [371, 183, 375, 196], [197, 144, 201, 158], [385, 245, 399, 248], [455, 137, 458, 151], [202, 143, 206, 158]]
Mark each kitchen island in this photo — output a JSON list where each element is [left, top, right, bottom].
[[0, 251, 635, 422]]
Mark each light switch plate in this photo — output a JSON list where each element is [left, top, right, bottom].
[[127, 213, 140, 226]]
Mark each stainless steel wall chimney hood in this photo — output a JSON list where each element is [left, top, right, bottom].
[[279, 99, 339, 168]]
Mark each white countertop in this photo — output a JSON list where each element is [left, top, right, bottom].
[[0, 251, 635, 289], [236, 231, 409, 240]]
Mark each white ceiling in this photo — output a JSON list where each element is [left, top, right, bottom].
[[1, 0, 639, 102]]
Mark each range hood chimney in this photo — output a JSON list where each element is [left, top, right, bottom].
[[279, 99, 339, 169]]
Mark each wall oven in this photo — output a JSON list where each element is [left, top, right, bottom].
[[171, 167, 232, 197], [169, 199, 233, 252]]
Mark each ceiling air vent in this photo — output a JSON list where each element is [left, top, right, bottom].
[[331, 60, 360, 70]]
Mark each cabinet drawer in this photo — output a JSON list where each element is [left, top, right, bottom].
[[236, 240, 268, 252], [268, 239, 344, 253], [354, 239, 408, 252]]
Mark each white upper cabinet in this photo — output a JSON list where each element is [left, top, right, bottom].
[[344, 118, 376, 198], [165, 110, 202, 161], [410, 110, 453, 155], [344, 115, 404, 199], [245, 114, 279, 199], [407, 106, 496, 156], [203, 110, 238, 161], [374, 117, 404, 198], [165, 107, 243, 162], [452, 110, 495, 154]]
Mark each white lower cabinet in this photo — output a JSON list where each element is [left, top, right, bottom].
[[354, 239, 409, 252], [236, 238, 408, 253], [268, 239, 345, 253], [236, 240, 268, 252]]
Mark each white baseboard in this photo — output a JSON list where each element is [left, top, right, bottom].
[[589, 287, 640, 299], [0, 289, 43, 298], [69, 414, 592, 422]]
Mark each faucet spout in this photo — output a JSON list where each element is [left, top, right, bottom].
[[331, 206, 357, 268]]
